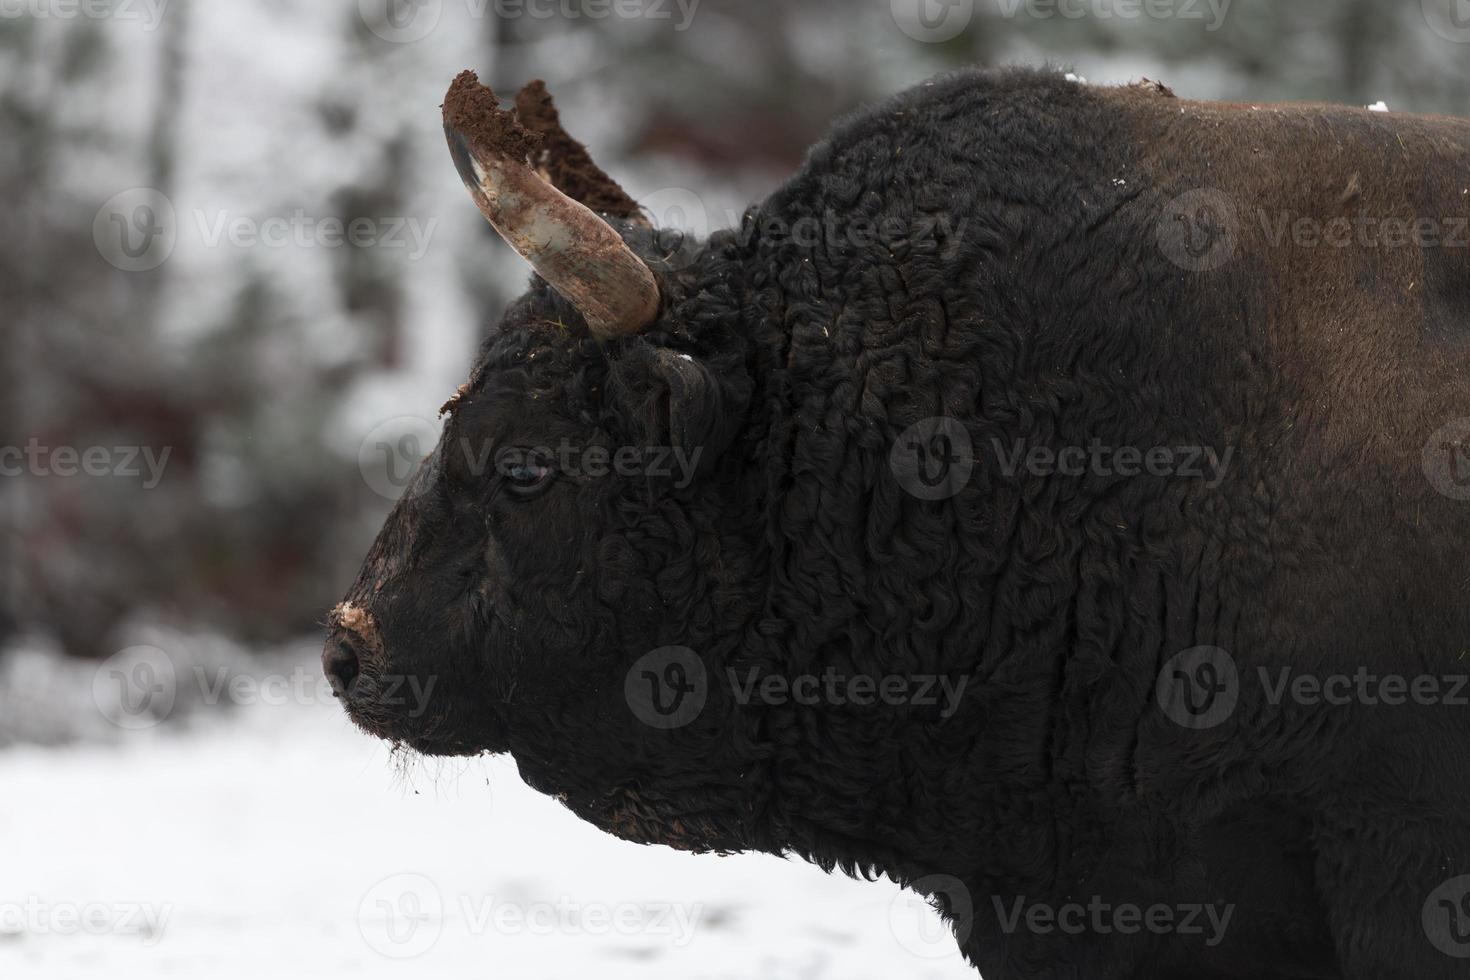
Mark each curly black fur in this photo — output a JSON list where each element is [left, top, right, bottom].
[[333, 67, 1470, 979]]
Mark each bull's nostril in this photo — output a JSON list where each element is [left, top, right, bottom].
[[323, 637, 362, 699]]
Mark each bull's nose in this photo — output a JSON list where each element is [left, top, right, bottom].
[[322, 635, 362, 699]]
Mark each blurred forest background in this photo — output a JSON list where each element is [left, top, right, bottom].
[[2, 0, 1469, 741]]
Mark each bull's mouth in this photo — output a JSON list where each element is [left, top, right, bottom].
[[333, 661, 507, 758], [392, 727, 494, 759], [323, 606, 506, 758], [340, 685, 502, 758]]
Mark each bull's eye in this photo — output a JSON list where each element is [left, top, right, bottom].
[[500, 450, 555, 498]]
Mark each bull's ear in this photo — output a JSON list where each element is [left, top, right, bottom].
[[612, 347, 745, 476]]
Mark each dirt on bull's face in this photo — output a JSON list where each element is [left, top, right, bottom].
[[330, 602, 377, 645]]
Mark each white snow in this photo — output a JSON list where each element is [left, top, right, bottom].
[[0, 655, 975, 980]]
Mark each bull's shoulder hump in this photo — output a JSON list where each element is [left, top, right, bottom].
[[767, 67, 1126, 211]]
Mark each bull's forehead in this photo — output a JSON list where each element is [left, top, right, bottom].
[[466, 321, 602, 397], [441, 359, 598, 458]]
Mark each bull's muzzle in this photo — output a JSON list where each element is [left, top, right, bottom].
[[322, 602, 381, 701]]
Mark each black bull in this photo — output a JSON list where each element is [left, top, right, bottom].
[[325, 68, 1470, 980]]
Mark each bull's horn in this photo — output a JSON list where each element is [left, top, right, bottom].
[[442, 70, 660, 339], [514, 79, 646, 224]]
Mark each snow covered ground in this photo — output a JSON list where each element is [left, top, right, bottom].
[[0, 649, 975, 980]]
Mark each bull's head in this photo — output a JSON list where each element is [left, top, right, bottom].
[[324, 72, 765, 852]]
